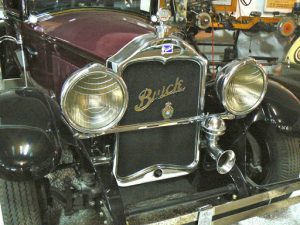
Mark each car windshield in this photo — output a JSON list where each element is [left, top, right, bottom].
[[27, 0, 151, 15]]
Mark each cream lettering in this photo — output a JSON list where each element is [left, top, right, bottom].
[[134, 77, 186, 112]]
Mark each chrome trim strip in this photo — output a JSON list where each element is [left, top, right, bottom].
[[114, 163, 197, 187], [214, 195, 300, 225], [107, 33, 208, 187], [144, 181, 300, 225], [78, 115, 202, 137]]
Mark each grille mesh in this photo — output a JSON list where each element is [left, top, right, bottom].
[[117, 60, 201, 177]]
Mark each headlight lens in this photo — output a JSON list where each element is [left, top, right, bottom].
[[61, 64, 128, 133], [216, 58, 267, 115]]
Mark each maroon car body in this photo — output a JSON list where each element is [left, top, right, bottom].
[[21, 9, 153, 95]]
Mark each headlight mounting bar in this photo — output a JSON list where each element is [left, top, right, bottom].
[[74, 113, 236, 139]]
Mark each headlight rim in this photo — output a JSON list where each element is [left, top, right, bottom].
[[61, 63, 128, 134], [217, 58, 268, 116]]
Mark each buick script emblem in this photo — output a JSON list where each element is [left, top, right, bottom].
[[134, 77, 186, 112], [162, 102, 174, 119]]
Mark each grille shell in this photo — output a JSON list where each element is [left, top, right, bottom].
[[117, 60, 201, 178]]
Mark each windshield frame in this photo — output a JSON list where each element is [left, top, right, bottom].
[[25, 0, 154, 18]]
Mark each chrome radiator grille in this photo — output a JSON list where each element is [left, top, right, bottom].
[[107, 33, 208, 186], [116, 60, 202, 178]]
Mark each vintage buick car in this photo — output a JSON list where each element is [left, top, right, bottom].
[[0, 0, 300, 225]]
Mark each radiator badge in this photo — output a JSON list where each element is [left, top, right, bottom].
[[134, 77, 186, 112], [162, 102, 174, 120], [161, 44, 173, 55]]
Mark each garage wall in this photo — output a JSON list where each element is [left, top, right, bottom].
[[199, 0, 294, 62], [235, 0, 292, 61], [235, 0, 276, 17]]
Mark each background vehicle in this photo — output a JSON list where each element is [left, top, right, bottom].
[[0, 0, 299, 224]]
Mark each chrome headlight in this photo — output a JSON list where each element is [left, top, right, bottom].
[[216, 58, 268, 115], [61, 64, 128, 133]]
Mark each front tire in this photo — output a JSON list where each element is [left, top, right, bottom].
[[0, 180, 43, 225], [263, 127, 300, 183], [247, 125, 300, 184]]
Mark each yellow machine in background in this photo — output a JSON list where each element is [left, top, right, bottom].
[[286, 37, 300, 64]]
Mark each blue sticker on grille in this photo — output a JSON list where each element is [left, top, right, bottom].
[[161, 44, 173, 54]]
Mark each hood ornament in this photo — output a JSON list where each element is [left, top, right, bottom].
[[153, 8, 172, 38], [162, 102, 174, 120], [157, 8, 171, 22]]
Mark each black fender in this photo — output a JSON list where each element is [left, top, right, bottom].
[[250, 79, 300, 133], [0, 87, 64, 181]]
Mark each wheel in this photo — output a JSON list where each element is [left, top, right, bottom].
[[0, 180, 43, 225], [246, 125, 300, 184]]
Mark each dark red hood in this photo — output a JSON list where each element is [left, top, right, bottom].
[[36, 9, 154, 60]]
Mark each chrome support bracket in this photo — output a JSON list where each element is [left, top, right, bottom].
[[198, 205, 214, 225]]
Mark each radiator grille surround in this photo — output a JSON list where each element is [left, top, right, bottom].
[[107, 34, 207, 186], [117, 60, 201, 177]]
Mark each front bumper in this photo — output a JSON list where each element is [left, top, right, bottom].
[[127, 180, 300, 225]]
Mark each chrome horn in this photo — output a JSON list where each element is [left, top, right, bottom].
[[202, 116, 236, 174]]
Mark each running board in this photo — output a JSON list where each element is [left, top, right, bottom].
[[127, 180, 300, 225]]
